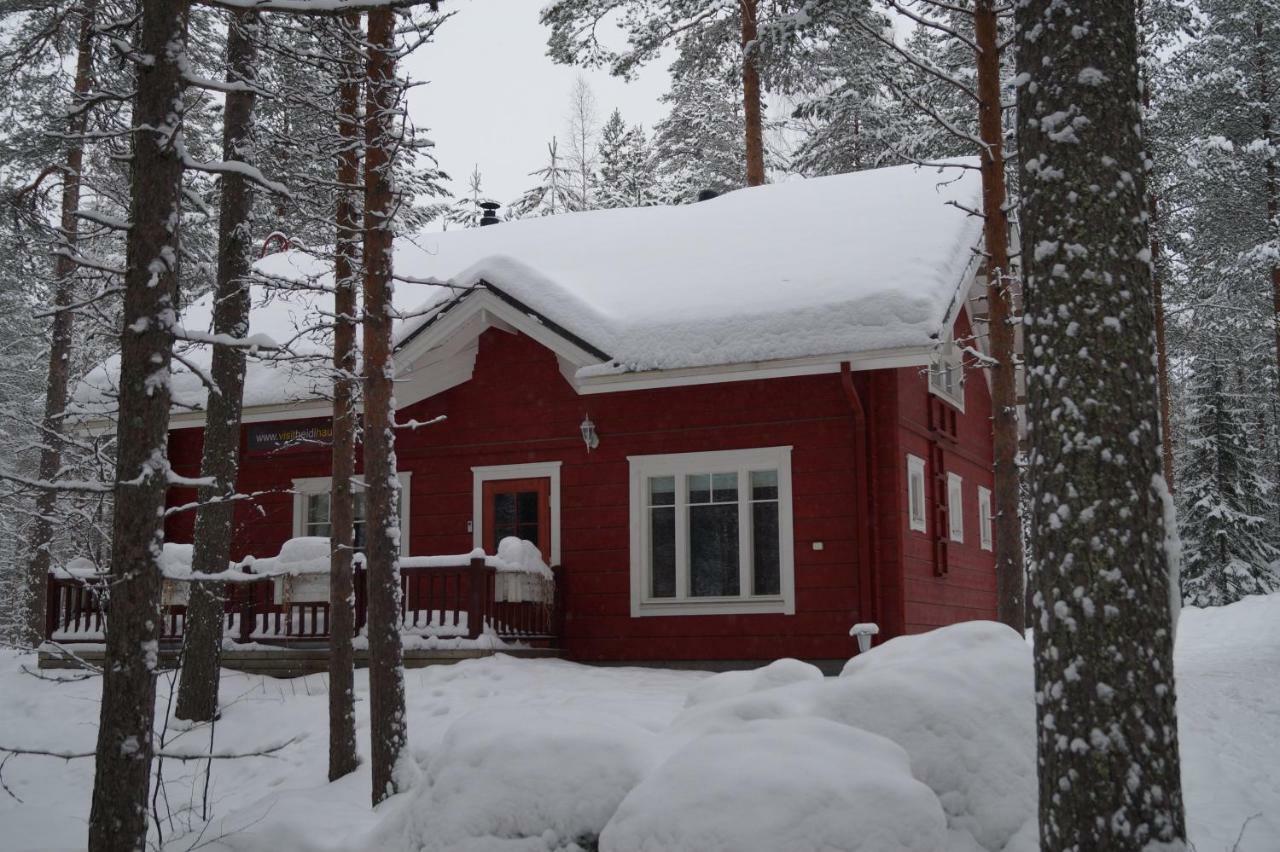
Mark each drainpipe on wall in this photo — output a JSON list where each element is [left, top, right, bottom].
[[840, 362, 881, 642]]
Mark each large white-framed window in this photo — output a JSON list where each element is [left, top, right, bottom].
[[929, 337, 966, 411], [947, 472, 964, 543], [628, 446, 795, 617], [292, 473, 412, 554], [906, 454, 927, 533], [978, 486, 993, 551], [472, 461, 562, 565]]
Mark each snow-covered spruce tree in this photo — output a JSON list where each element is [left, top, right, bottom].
[[595, 109, 657, 209], [175, 8, 264, 725], [363, 4, 409, 806], [652, 74, 746, 203], [1154, 0, 1280, 546], [784, 4, 914, 175], [88, 0, 190, 846], [442, 164, 497, 228], [1178, 356, 1279, 605], [511, 138, 582, 218], [1014, 0, 1186, 848]]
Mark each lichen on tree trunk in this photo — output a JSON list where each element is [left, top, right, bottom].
[[1014, 1, 1186, 848], [175, 8, 260, 724], [87, 0, 189, 847]]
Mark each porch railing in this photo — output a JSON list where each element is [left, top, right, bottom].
[[45, 556, 563, 646]]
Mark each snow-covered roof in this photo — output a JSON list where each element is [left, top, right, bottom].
[[72, 162, 982, 419]]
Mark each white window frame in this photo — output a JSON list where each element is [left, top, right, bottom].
[[628, 446, 795, 617], [472, 461, 562, 565], [978, 486, 993, 552], [929, 337, 966, 411], [292, 472, 412, 555], [947, 472, 964, 543], [906, 454, 927, 533]]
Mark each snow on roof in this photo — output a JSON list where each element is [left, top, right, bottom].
[[72, 162, 982, 416]]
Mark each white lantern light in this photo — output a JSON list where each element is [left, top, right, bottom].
[[580, 415, 599, 451]]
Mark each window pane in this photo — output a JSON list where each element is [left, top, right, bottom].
[[307, 493, 330, 528], [750, 470, 778, 500], [649, 475, 675, 506], [353, 492, 366, 523], [712, 472, 738, 502], [650, 506, 675, 598], [688, 473, 711, 504], [752, 501, 780, 595], [353, 519, 366, 550], [690, 504, 739, 596]]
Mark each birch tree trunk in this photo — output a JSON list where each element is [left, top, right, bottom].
[[1014, 1, 1186, 848], [975, 0, 1026, 633], [87, 0, 189, 847], [362, 6, 408, 806], [175, 8, 259, 723], [328, 9, 362, 783], [24, 0, 98, 646], [740, 0, 765, 187]]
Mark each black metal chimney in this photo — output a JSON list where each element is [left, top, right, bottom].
[[479, 201, 501, 226]]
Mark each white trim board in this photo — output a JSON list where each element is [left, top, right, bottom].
[[471, 461, 563, 565]]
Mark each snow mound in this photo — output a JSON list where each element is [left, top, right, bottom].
[[374, 707, 659, 851], [495, 536, 554, 579], [600, 717, 947, 852], [683, 657, 823, 709], [668, 621, 1036, 851]]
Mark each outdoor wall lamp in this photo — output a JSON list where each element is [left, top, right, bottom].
[[580, 415, 599, 452]]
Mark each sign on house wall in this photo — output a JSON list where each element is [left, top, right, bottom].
[[246, 421, 333, 454]]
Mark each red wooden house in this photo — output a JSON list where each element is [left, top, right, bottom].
[[72, 162, 999, 670]]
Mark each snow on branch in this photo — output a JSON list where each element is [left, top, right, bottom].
[[195, 0, 439, 15], [179, 153, 291, 197]]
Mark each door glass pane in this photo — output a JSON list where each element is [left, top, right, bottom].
[[649, 476, 675, 506], [516, 491, 539, 523], [752, 501, 780, 595], [690, 503, 739, 596]]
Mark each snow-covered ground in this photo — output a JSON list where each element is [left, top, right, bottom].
[[1, 594, 1277, 851]]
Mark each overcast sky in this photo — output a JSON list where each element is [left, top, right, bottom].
[[403, 0, 672, 212]]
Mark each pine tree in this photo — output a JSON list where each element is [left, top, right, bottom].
[[652, 74, 745, 203], [511, 138, 581, 217], [1179, 357, 1279, 605], [595, 109, 657, 208]]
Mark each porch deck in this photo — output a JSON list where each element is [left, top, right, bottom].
[[43, 555, 564, 677]]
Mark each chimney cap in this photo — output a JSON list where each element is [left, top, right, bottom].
[[479, 201, 501, 226]]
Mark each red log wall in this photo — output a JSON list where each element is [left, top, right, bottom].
[[166, 316, 996, 664]]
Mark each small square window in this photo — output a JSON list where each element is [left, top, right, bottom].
[[906, 455, 927, 533], [947, 472, 964, 543]]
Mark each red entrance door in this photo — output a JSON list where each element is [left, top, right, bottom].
[[482, 478, 551, 561]]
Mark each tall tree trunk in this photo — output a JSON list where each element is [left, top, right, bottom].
[[87, 0, 189, 847], [363, 6, 408, 806], [328, 9, 362, 783], [175, 8, 259, 724], [975, 0, 1025, 634], [23, 0, 98, 646], [739, 0, 765, 187], [1014, 2, 1186, 849]]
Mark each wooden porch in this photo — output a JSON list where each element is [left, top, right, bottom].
[[42, 554, 564, 676]]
